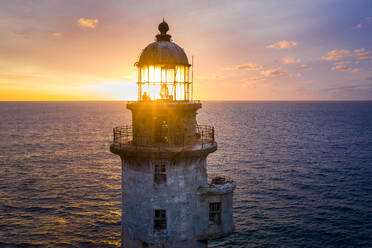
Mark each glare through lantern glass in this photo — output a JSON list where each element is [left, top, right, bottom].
[[138, 65, 190, 101]]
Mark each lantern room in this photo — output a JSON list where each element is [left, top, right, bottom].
[[136, 20, 192, 101]]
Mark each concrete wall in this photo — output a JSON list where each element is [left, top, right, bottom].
[[197, 191, 235, 240], [121, 154, 210, 247]]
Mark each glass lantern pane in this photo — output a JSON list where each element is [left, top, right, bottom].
[[141, 67, 148, 82], [175, 66, 179, 82], [155, 66, 161, 83], [148, 65, 162, 83], [175, 65, 182, 82], [142, 83, 162, 100], [149, 66, 155, 82], [181, 66, 184, 82], [167, 69, 174, 83], [161, 69, 166, 82], [185, 67, 189, 82]]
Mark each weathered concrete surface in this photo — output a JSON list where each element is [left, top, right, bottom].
[[121, 155, 208, 245], [197, 181, 236, 240]]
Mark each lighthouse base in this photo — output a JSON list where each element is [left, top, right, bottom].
[[123, 233, 208, 248]]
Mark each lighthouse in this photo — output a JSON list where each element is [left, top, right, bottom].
[[110, 20, 236, 248]]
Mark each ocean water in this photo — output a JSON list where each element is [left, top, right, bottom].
[[0, 101, 371, 248]]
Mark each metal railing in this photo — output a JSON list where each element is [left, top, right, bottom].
[[126, 100, 201, 104], [112, 124, 214, 150], [196, 125, 215, 147]]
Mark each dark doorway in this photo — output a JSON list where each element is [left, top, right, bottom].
[[154, 116, 168, 144]]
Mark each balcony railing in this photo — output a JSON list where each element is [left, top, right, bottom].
[[126, 100, 201, 104], [112, 124, 215, 150]]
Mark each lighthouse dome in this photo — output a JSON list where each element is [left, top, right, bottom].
[[137, 20, 189, 67]]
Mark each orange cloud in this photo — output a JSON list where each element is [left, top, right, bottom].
[[234, 63, 262, 70], [282, 57, 301, 64], [331, 65, 361, 73], [266, 40, 297, 49], [321, 49, 351, 61], [260, 67, 301, 78], [354, 48, 372, 60], [297, 64, 312, 70], [77, 18, 99, 29], [334, 61, 350, 66], [245, 77, 266, 83]]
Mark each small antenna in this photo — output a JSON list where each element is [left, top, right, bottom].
[[192, 56, 194, 101]]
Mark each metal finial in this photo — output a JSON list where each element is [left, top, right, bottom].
[[158, 19, 169, 35], [156, 19, 171, 41]]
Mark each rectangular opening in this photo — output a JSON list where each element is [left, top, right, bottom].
[[154, 117, 168, 144], [154, 164, 166, 184], [154, 209, 167, 230], [209, 202, 221, 225]]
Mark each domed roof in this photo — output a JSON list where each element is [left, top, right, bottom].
[[137, 20, 190, 67]]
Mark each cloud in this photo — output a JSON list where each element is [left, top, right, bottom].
[[334, 61, 350, 66], [296, 64, 312, 70], [282, 57, 301, 64], [234, 63, 262, 70], [246, 77, 266, 83], [331, 65, 361, 73], [266, 40, 297, 49], [322, 48, 371, 61], [260, 67, 301, 78], [321, 49, 351, 61], [354, 48, 372, 60], [77, 18, 99, 29], [52, 32, 62, 37], [324, 83, 372, 92]]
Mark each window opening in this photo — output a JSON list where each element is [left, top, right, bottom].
[[154, 209, 167, 230], [209, 202, 221, 225]]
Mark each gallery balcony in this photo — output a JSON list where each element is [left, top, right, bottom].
[[110, 124, 217, 156]]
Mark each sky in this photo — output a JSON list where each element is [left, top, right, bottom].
[[0, 0, 371, 101]]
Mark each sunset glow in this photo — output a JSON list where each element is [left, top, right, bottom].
[[0, 0, 371, 101]]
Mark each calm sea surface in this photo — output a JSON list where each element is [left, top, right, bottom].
[[0, 101, 371, 248]]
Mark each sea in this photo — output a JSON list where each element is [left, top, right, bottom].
[[0, 101, 371, 248]]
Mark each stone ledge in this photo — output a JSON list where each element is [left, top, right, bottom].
[[110, 142, 217, 158], [198, 177, 236, 195]]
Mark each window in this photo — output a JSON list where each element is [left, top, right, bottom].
[[154, 209, 167, 230], [154, 164, 166, 183], [154, 118, 168, 144], [209, 202, 221, 225]]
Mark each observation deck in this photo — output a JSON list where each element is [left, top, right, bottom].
[[127, 100, 201, 110], [110, 124, 217, 157]]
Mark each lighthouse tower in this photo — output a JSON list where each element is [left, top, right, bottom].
[[110, 20, 236, 248]]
